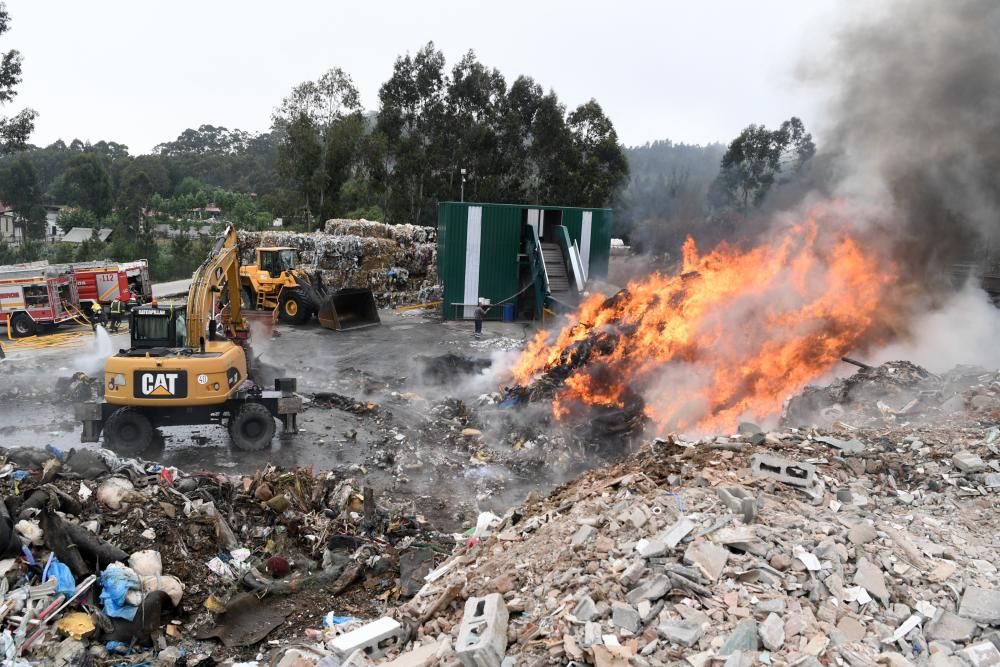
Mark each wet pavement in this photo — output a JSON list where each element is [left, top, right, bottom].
[[0, 310, 541, 528]]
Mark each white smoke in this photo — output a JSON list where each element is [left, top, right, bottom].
[[869, 282, 1000, 373]]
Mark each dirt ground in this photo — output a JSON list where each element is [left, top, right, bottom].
[[0, 310, 569, 532]]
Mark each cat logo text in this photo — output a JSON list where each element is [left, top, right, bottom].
[[134, 371, 188, 399]]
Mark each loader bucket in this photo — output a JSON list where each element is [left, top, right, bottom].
[[317, 288, 381, 331]]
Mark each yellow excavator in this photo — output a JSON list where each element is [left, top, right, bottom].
[[239, 246, 381, 331], [77, 226, 301, 454]]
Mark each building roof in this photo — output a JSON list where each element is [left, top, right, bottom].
[[61, 227, 113, 244]]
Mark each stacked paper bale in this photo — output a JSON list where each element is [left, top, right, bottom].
[[237, 219, 440, 308]]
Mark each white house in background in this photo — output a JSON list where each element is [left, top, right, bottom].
[[0, 202, 20, 245], [45, 205, 64, 242], [61, 227, 113, 244]]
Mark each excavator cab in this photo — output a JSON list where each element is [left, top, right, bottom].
[[128, 304, 188, 349]]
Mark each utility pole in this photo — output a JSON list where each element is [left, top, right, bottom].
[[460, 168, 466, 202]]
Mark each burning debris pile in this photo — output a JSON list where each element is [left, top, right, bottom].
[[0, 445, 451, 664], [784, 360, 1000, 428], [237, 219, 439, 307], [512, 214, 897, 435]]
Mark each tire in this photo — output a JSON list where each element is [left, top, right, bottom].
[[240, 287, 255, 310], [9, 313, 36, 338], [278, 291, 310, 325], [229, 402, 276, 451], [103, 407, 154, 456]]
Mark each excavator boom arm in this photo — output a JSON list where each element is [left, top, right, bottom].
[[186, 225, 247, 348]]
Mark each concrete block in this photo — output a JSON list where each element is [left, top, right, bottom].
[[750, 453, 817, 488], [329, 617, 403, 660], [573, 596, 598, 622], [956, 641, 1000, 666], [625, 573, 670, 605], [456, 593, 509, 667], [953, 451, 987, 473], [657, 620, 704, 647], [659, 517, 696, 548], [611, 602, 641, 634], [716, 487, 757, 524], [960, 586, 1000, 625]]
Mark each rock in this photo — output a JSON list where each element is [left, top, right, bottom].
[[755, 599, 786, 614], [738, 422, 762, 435], [956, 642, 1000, 667], [683, 542, 729, 582], [657, 620, 704, 648], [573, 596, 598, 622], [571, 525, 597, 549], [837, 616, 866, 642], [625, 574, 670, 605], [611, 602, 641, 634], [854, 558, 890, 603], [758, 613, 785, 651], [959, 586, 1000, 625], [926, 611, 977, 642], [636, 538, 667, 558], [815, 435, 866, 455], [770, 553, 792, 571], [848, 522, 878, 545], [952, 451, 987, 473], [619, 561, 646, 586], [719, 618, 759, 656], [659, 517, 696, 548]]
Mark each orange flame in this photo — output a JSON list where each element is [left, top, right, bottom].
[[513, 207, 898, 434]]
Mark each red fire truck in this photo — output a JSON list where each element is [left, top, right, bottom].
[[64, 259, 152, 309], [0, 266, 81, 337]]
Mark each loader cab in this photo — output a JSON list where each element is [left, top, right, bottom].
[[257, 247, 298, 278], [129, 304, 188, 350]]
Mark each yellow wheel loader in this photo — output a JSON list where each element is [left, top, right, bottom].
[[76, 226, 302, 456], [239, 246, 380, 330]]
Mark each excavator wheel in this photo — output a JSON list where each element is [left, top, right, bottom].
[[278, 291, 311, 325], [104, 407, 154, 456], [229, 402, 276, 451]]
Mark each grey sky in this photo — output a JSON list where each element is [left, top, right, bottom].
[[5, 0, 843, 154]]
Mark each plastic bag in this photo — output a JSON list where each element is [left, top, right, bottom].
[[99, 563, 141, 620], [44, 556, 76, 597]]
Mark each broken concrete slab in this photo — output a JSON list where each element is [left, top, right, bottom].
[[718, 618, 759, 656], [573, 596, 598, 622], [635, 538, 667, 558], [611, 602, 641, 634], [956, 641, 1000, 667], [658, 620, 705, 648], [571, 525, 597, 549], [625, 574, 671, 605], [658, 517, 696, 549], [758, 612, 785, 651], [925, 610, 977, 643], [953, 451, 987, 473], [848, 522, 878, 545], [959, 586, 1000, 625], [815, 435, 866, 455], [716, 487, 757, 524], [853, 558, 890, 603], [683, 541, 729, 582]]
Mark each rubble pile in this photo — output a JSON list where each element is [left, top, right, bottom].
[[389, 418, 1000, 666], [784, 361, 1000, 428], [0, 445, 451, 664], [237, 219, 439, 307]]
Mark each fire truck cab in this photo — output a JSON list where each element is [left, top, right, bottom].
[[0, 266, 81, 337]]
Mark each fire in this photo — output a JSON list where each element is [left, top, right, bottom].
[[512, 207, 898, 434]]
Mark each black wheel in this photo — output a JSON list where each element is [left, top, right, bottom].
[[240, 287, 255, 310], [229, 402, 276, 451], [278, 292, 310, 325], [9, 313, 35, 338], [104, 407, 154, 456]]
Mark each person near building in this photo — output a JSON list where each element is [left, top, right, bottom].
[[109, 296, 126, 332], [474, 299, 490, 338], [90, 301, 104, 332]]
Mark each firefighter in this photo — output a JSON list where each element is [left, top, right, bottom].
[[109, 296, 125, 332], [90, 301, 104, 332]]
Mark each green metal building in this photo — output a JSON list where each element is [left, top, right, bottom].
[[437, 202, 613, 320]]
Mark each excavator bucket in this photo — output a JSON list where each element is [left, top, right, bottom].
[[317, 288, 381, 331]]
